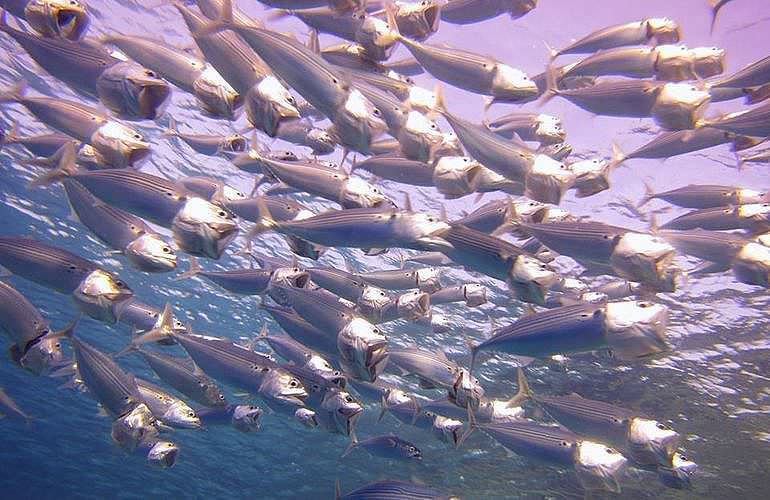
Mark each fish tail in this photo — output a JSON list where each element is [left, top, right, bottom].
[[193, 0, 235, 38], [433, 83, 447, 115], [456, 405, 476, 449], [608, 140, 626, 172], [731, 135, 761, 152], [28, 142, 79, 188], [543, 40, 559, 64], [51, 316, 79, 341], [536, 62, 560, 108], [384, 1, 401, 40], [163, 116, 179, 137], [506, 367, 532, 408], [247, 196, 278, 238], [130, 302, 177, 346], [0, 79, 27, 104], [637, 179, 656, 208], [341, 428, 358, 458], [173, 256, 201, 281], [266, 10, 292, 22], [376, 394, 389, 423], [256, 322, 269, 343], [746, 83, 770, 105]]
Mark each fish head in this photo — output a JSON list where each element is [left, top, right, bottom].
[[570, 158, 611, 198], [336, 89, 389, 151], [658, 451, 698, 489], [146, 441, 179, 468], [646, 17, 681, 44], [398, 440, 422, 459], [432, 415, 464, 446], [73, 269, 133, 323], [322, 389, 364, 435], [400, 111, 445, 161], [407, 85, 439, 114], [653, 83, 711, 130], [395, 0, 441, 39], [574, 440, 628, 493], [432, 156, 483, 197], [540, 141, 572, 161], [414, 267, 442, 293], [111, 403, 159, 452], [610, 232, 677, 288], [604, 301, 669, 359], [269, 266, 311, 295], [509, 255, 561, 305], [493, 64, 539, 101], [357, 285, 393, 321], [232, 405, 263, 433], [449, 368, 485, 409], [342, 176, 389, 208], [124, 233, 177, 273], [261, 369, 308, 408], [246, 76, 300, 137], [24, 0, 90, 40], [395, 290, 431, 320], [294, 408, 319, 429], [525, 154, 576, 204], [459, 283, 487, 307], [96, 61, 170, 120], [627, 417, 680, 465], [435, 131, 464, 157], [287, 235, 326, 260], [337, 317, 389, 382], [512, 199, 549, 224], [690, 46, 726, 79], [20, 332, 67, 375], [400, 212, 452, 251], [358, 15, 399, 54], [201, 381, 228, 407], [172, 198, 239, 259], [163, 402, 202, 429], [737, 188, 768, 205], [89, 121, 151, 168], [733, 242, 770, 287], [306, 128, 337, 155], [193, 65, 242, 119], [385, 387, 412, 406], [534, 114, 566, 144]]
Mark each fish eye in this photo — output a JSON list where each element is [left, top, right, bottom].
[[289, 379, 299, 387], [559, 440, 569, 447], [409, 446, 415, 452], [656, 422, 670, 430], [162, 247, 171, 253], [116, 280, 127, 288], [55, 342, 61, 348], [287, 96, 295, 104], [373, 108, 382, 116], [680, 454, 688, 461], [639, 302, 651, 308], [344, 395, 353, 403], [165, 191, 174, 197], [145, 70, 156, 78], [133, 134, 141, 139], [187, 411, 195, 417], [219, 394, 225, 400], [332, 77, 339, 84], [606, 448, 615, 454], [218, 210, 227, 217]]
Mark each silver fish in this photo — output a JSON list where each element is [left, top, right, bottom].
[[660, 204, 770, 232], [136, 378, 202, 429], [143, 440, 180, 468], [0, 280, 70, 375], [697, 100, 770, 138], [372, 1, 440, 41], [262, 303, 339, 357], [658, 451, 698, 489], [440, 0, 536, 25], [710, 54, 770, 91], [612, 128, 749, 165], [486, 111, 565, 144], [548, 18, 681, 59], [338, 479, 457, 499], [275, 120, 336, 155], [110, 403, 162, 453], [164, 118, 246, 156], [640, 184, 768, 209], [342, 431, 422, 460], [63, 179, 177, 272], [429, 283, 487, 307], [352, 153, 435, 186]]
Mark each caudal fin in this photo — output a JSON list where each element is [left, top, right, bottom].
[[163, 116, 179, 137], [506, 367, 532, 408], [0, 79, 27, 104], [637, 179, 656, 208], [128, 302, 177, 347], [173, 256, 201, 281], [536, 62, 561, 108], [28, 142, 78, 188], [341, 428, 359, 458]]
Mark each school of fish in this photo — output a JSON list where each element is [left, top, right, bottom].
[[0, 0, 767, 497]]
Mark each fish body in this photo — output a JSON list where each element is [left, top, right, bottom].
[[343, 433, 422, 460], [136, 378, 202, 429], [353, 154, 435, 186], [63, 179, 177, 272], [0, 128, 76, 157], [711, 54, 770, 90], [642, 184, 768, 209], [388, 346, 464, 389], [165, 123, 246, 156], [262, 303, 338, 357], [551, 79, 661, 118], [549, 18, 681, 58], [486, 111, 565, 144], [660, 204, 770, 232], [620, 128, 735, 161], [440, 0, 537, 25], [355, 266, 441, 293], [0, 280, 67, 374], [275, 120, 336, 155], [698, 100, 770, 138]]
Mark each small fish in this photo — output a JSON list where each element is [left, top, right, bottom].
[[2, 0, 90, 40], [164, 117, 246, 156], [547, 18, 681, 60], [660, 204, 770, 232], [697, 100, 770, 139], [486, 111, 565, 144], [0, 280, 70, 375], [372, 1, 440, 41], [343, 431, 422, 460], [261, 303, 339, 357], [101, 33, 241, 119], [143, 440, 180, 468], [353, 264, 442, 293], [470, 300, 668, 365], [710, 54, 770, 92], [461, 411, 628, 493], [0, 386, 31, 422], [110, 403, 163, 454], [388, 346, 467, 390], [337, 479, 457, 500], [63, 179, 177, 273], [136, 378, 202, 429], [429, 283, 487, 307], [613, 128, 745, 165], [517, 369, 680, 466], [0, 122, 77, 157], [640, 184, 768, 209], [275, 120, 336, 155], [440, 0, 536, 25]]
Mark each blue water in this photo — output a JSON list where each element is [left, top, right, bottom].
[[1, 0, 770, 498]]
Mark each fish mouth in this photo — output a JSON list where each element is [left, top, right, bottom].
[[291, 271, 310, 289], [55, 8, 89, 40], [341, 406, 363, 435], [227, 136, 248, 152], [365, 343, 390, 381], [423, 4, 441, 33], [157, 447, 179, 468], [138, 83, 171, 120], [125, 145, 152, 167]]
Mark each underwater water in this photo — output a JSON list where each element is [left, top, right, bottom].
[[1, 0, 769, 498]]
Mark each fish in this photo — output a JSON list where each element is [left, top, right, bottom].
[[254, 204, 453, 253], [337, 479, 457, 499], [429, 283, 487, 307], [521, 221, 679, 291], [0, 82, 151, 167], [109, 402, 163, 453], [660, 204, 770, 232], [547, 18, 681, 59], [164, 117, 247, 156], [0, 386, 31, 422], [371, 1, 440, 41], [0, 122, 77, 157], [100, 33, 242, 119], [142, 440, 180, 468], [440, 0, 537, 25], [658, 451, 698, 489], [352, 264, 442, 293], [0, 236, 133, 322], [612, 128, 751, 166], [471, 300, 668, 364], [0, 14, 170, 119], [396, 34, 538, 104], [517, 368, 680, 465], [175, 257, 279, 296], [275, 120, 336, 155], [70, 335, 144, 418], [461, 411, 628, 493], [387, 346, 471, 391], [697, 100, 770, 139], [127, 346, 228, 408], [486, 111, 565, 144], [261, 303, 339, 357], [352, 153, 435, 187], [342, 431, 422, 460], [437, 223, 561, 305], [134, 305, 308, 412], [710, 54, 770, 92], [0, 280, 71, 375], [135, 378, 202, 429], [0, 0, 90, 40], [62, 179, 177, 273], [640, 184, 768, 209], [197, 404, 263, 432], [312, 387, 364, 436]]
